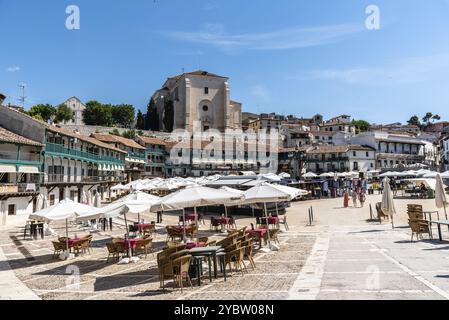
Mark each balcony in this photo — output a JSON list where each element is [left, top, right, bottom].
[[307, 156, 349, 163], [0, 183, 40, 194], [45, 143, 124, 165], [127, 151, 146, 160], [44, 174, 125, 184]]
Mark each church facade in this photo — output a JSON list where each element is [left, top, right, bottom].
[[150, 71, 242, 133]]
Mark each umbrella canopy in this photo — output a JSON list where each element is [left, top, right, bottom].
[[441, 171, 449, 179], [435, 174, 448, 214], [278, 172, 291, 179], [379, 171, 400, 178], [150, 185, 243, 212], [87, 190, 93, 206], [422, 171, 439, 178], [243, 183, 292, 204], [319, 172, 334, 178], [36, 194, 44, 211], [220, 186, 246, 196], [30, 199, 94, 222], [381, 177, 396, 218], [81, 190, 88, 204], [111, 184, 128, 191], [119, 191, 160, 203], [270, 184, 308, 200], [302, 172, 317, 179]]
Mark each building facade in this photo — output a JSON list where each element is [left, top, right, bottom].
[[305, 145, 376, 173], [151, 70, 242, 133], [135, 136, 167, 178], [62, 97, 86, 125]]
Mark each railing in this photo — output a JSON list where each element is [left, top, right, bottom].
[[307, 157, 349, 163], [127, 151, 146, 160], [45, 143, 124, 164], [45, 174, 124, 184], [0, 183, 39, 194]]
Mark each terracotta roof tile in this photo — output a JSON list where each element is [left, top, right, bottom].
[[91, 133, 145, 150], [137, 136, 167, 146], [0, 126, 43, 147]]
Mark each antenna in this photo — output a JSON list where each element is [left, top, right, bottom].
[[18, 82, 26, 109]]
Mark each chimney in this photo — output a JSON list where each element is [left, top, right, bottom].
[[0, 93, 5, 106]]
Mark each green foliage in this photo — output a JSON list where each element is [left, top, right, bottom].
[[137, 130, 144, 136], [407, 115, 420, 126], [109, 128, 121, 136], [351, 119, 371, 133], [54, 104, 74, 123], [146, 98, 159, 131], [28, 104, 56, 122], [122, 129, 136, 139], [82, 101, 113, 126], [111, 104, 135, 128], [163, 100, 174, 132], [136, 110, 145, 130]]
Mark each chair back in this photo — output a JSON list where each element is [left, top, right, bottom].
[[172, 255, 192, 275], [106, 243, 117, 254]]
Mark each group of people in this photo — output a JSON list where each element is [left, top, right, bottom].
[[343, 188, 366, 208]]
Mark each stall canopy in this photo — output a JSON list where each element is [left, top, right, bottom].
[[404, 178, 437, 191], [0, 164, 16, 173], [269, 184, 308, 200]]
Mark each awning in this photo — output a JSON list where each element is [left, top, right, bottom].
[[18, 166, 40, 174], [0, 164, 16, 173]]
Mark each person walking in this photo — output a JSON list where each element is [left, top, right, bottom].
[[352, 189, 358, 208], [359, 190, 366, 208], [343, 189, 349, 208]]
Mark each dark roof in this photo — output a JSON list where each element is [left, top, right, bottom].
[[168, 70, 228, 81], [0, 126, 43, 146]]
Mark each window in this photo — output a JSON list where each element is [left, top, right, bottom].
[[202, 105, 209, 112], [353, 151, 356, 157], [8, 204, 16, 216], [353, 162, 359, 170], [204, 87, 209, 94], [366, 152, 369, 157], [50, 195, 55, 206]]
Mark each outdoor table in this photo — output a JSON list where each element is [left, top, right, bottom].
[[423, 211, 440, 222], [172, 225, 193, 233], [67, 237, 83, 248], [430, 220, 449, 242], [247, 229, 268, 247], [185, 242, 206, 250], [117, 238, 143, 255], [189, 246, 224, 286], [136, 223, 152, 233]]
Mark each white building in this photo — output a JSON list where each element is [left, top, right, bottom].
[[62, 97, 86, 125], [305, 145, 376, 173]]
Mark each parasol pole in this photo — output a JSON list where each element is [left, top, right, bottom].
[[183, 208, 187, 243], [123, 212, 132, 258], [194, 207, 198, 240], [444, 205, 447, 220], [66, 218, 69, 253], [264, 203, 271, 249]]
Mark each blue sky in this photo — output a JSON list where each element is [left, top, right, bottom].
[[1, 0, 449, 124]]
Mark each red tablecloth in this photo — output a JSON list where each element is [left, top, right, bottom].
[[67, 238, 83, 248], [185, 242, 207, 250], [184, 213, 199, 221], [137, 223, 152, 232], [172, 225, 193, 233], [268, 217, 279, 225], [247, 229, 268, 238], [216, 217, 231, 225], [118, 238, 143, 250]]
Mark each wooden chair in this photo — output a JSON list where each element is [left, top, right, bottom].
[[206, 240, 217, 246], [241, 240, 256, 270], [228, 216, 237, 229], [278, 215, 289, 231], [106, 243, 121, 262], [171, 255, 193, 293], [198, 237, 209, 243], [210, 217, 220, 231], [409, 219, 432, 242], [135, 238, 153, 258], [52, 241, 66, 258], [407, 204, 424, 221], [143, 223, 156, 237], [224, 248, 246, 276], [375, 203, 390, 222], [269, 229, 281, 245]]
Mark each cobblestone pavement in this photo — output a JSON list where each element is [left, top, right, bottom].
[[2, 194, 449, 300]]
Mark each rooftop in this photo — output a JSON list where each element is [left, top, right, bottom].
[[168, 70, 228, 81], [307, 144, 374, 154], [0, 126, 43, 147], [91, 133, 145, 150], [137, 136, 167, 146]]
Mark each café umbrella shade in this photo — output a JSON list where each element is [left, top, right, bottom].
[[381, 177, 397, 229], [150, 185, 244, 241], [435, 174, 448, 219]]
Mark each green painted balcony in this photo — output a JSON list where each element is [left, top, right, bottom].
[[45, 143, 124, 165], [127, 151, 146, 160]]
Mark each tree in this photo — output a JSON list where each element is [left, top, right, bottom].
[[422, 112, 434, 125], [407, 115, 420, 126], [54, 103, 74, 123], [122, 129, 136, 139], [146, 98, 159, 131], [111, 104, 135, 128], [351, 119, 371, 133], [136, 110, 145, 130], [82, 101, 113, 126], [162, 100, 174, 132], [28, 104, 56, 122], [432, 114, 441, 121]]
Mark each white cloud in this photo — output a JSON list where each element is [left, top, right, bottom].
[[307, 53, 449, 86], [6, 66, 21, 72], [164, 23, 365, 52]]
